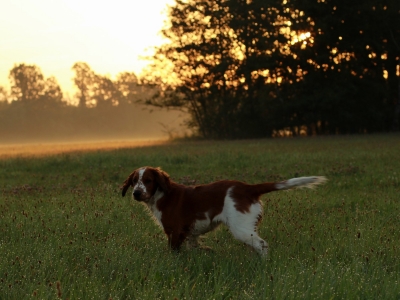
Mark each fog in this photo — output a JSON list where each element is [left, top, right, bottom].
[[0, 139, 170, 158], [0, 103, 189, 148]]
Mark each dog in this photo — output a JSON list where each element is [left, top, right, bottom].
[[121, 166, 326, 255]]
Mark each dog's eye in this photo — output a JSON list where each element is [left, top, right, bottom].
[[144, 179, 152, 184], [132, 178, 138, 183]]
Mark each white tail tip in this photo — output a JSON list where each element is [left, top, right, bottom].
[[276, 176, 327, 190]]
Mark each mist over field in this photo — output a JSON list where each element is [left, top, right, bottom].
[[0, 103, 188, 145]]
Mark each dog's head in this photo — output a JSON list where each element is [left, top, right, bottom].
[[121, 166, 171, 201]]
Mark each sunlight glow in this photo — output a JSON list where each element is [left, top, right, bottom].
[[1, 0, 173, 94], [290, 31, 312, 45], [383, 70, 388, 79]]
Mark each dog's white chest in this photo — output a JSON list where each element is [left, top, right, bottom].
[[145, 189, 164, 228], [146, 203, 163, 228], [152, 207, 163, 228]]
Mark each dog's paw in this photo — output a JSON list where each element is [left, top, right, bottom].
[[198, 245, 214, 252]]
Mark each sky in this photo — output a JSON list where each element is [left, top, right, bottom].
[[1, 0, 173, 96]]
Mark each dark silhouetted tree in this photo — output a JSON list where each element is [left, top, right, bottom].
[[9, 64, 45, 102], [92, 74, 121, 107], [0, 86, 8, 103], [116, 72, 140, 105], [43, 76, 63, 104], [144, 0, 300, 138], [8, 64, 63, 108], [72, 63, 142, 108], [72, 62, 94, 108]]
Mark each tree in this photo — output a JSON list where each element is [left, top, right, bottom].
[[225, 0, 300, 136], [43, 76, 63, 104], [8, 64, 64, 107], [92, 74, 121, 107], [0, 86, 8, 103], [72, 62, 94, 108], [144, 0, 231, 137], [144, 0, 299, 138], [9, 64, 45, 102], [72, 63, 141, 108], [115, 72, 140, 105]]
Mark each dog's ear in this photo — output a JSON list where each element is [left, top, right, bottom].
[[121, 171, 136, 197], [153, 167, 171, 194]]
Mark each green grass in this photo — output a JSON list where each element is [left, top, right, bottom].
[[0, 134, 399, 299]]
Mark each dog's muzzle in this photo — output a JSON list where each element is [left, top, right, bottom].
[[133, 190, 142, 201]]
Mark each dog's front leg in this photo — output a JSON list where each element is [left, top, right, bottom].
[[167, 230, 187, 251]]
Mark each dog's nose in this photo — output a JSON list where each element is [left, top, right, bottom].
[[133, 190, 142, 199]]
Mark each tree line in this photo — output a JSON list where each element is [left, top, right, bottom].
[[0, 63, 160, 142], [143, 0, 400, 138], [1, 62, 148, 107]]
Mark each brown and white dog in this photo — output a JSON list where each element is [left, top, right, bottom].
[[121, 166, 326, 255]]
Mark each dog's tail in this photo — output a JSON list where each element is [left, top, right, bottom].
[[253, 176, 327, 195]]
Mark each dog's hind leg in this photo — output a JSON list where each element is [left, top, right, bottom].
[[229, 224, 268, 256], [226, 201, 268, 255]]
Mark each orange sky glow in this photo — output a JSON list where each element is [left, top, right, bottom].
[[1, 0, 173, 96]]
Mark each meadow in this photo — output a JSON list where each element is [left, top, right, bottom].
[[0, 134, 399, 299]]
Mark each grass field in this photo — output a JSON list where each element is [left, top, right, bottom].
[[0, 134, 399, 299]]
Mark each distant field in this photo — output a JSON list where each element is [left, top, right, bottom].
[[0, 134, 399, 299], [0, 138, 167, 159]]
